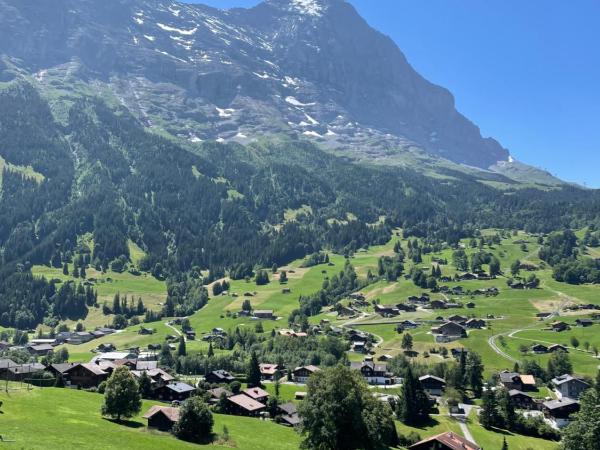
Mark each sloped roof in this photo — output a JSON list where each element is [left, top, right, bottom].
[[143, 405, 180, 422], [409, 432, 480, 450], [243, 387, 270, 400], [228, 394, 265, 412]]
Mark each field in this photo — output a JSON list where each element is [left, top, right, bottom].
[[0, 386, 301, 450], [17, 229, 600, 449]]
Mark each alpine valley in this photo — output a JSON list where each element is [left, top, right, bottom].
[[0, 2, 600, 449]]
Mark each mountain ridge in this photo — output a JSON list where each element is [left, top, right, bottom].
[[0, 0, 521, 172]]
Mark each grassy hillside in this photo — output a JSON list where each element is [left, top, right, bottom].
[[0, 386, 301, 450]]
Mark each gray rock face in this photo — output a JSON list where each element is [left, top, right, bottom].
[[0, 0, 509, 168]]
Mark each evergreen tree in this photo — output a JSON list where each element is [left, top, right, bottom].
[[501, 437, 508, 450], [247, 351, 261, 387], [138, 371, 153, 398], [177, 335, 187, 356], [396, 366, 430, 424], [465, 352, 484, 396], [62, 263, 69, 276], [479, 390, 499, 429], [207, 342, 214, 358], [401, 333, 413, 352]]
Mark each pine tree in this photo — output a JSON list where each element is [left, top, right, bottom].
[[177, 335, 187, 356], [396, 366, 430, 424], [207, 342, 214, 357], [62, 263, 69, 276], [502, 437, 508, 450], [247, 351, 261, 387], [479, 390, 499, 429]]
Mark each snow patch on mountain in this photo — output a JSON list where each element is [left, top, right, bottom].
[[291, 0, 324, 16], [285, 96, 315, 107], [157, 23, 197, 35]]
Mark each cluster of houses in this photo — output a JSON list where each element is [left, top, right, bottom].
[[497, 370, 591, 429], [430, 315, 486, 343], [2, 327, 119, 358]]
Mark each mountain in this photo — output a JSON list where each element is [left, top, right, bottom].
[[0, 0, 596, 281], [0, 0, 515, 170]]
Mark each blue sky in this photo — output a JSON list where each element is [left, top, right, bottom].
[[184, 0, 600, 187]]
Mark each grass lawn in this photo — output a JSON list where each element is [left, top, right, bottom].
[[0, 387, 301, 450], [467, 413, 559, 450]]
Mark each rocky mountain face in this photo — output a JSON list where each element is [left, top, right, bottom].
[[0, 0, 511, 169]]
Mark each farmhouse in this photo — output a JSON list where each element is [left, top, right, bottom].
[[575, 318, 593, 327], [552, 374, 590, 400], [243, 387, 270, 403], [550, 321, 569, 332], [292, 365, 320, 383], [27, 344, 54, 356], [259, 363, 282, 381], [447, 315, 467, 324], [409, 431, 480, 450], [396, 303, 416, 312], [419, 375, 446, 396], [499, 372, 536, 391], [465, 318, 485, 329], [227, 394, 266, 416], [93, 351, 138, 362], [6, 363, 46, 381], [375, 304, 400, 316], [543, 398, 580, 428], [205, 369, 235, 383], [278, 402, 301, 426], [349, 361, 393, 385], [508, 390, 535, 409], [155, 382, 196, 402], [429, 300, 446, 309], [64, 363, 108, 388], [207, 387, 232, 403], [66, 332, 94, 345], [547, 345, 568, 354], [143, 405, 180, 431], [431, 322, 467, 341], [531, 343, 549, 354], [254, 310, 274, 320], [46, 363, 76, 378]]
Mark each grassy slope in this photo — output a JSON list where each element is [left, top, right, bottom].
[[0, 387, 300, 450]]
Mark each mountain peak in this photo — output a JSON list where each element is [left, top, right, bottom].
[[264, 0, 342, 17]]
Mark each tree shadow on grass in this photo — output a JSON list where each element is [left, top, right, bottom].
[[402, 416, 442, 431], [103, 417, 145, 429]]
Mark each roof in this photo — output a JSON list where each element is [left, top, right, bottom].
[[209, 369, 234, 380], [543, 398, 579, 410], [499, 372, 520, 383], [143, 405, 180, 422], [66, 363, 108, 376], [520, 374, 536, 386], [243, 387, 270, 400], [136, 361, 158, 371], [29, 344, 54, 351], [165, 382, 195, 394], [254, 309, 273, 315], [350, 361, 388, 372], [278, 402, 297, 416], [293, 365, 320, 374], [49, 363, 77, 373], [509, 389, 532, 398], [409, 432, 480, 450], [259, 363, 280, 375], [0, 359, 18, 369], [208, 387, 232, 399], [228, 394, 265, 412], [280, 413, 301, 426], [552, 374, 590, 387], [419, 375, 446, 384], [95, 352, 137, 361]]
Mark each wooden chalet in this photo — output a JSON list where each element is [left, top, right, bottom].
[[143, 405, 180, 431]]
